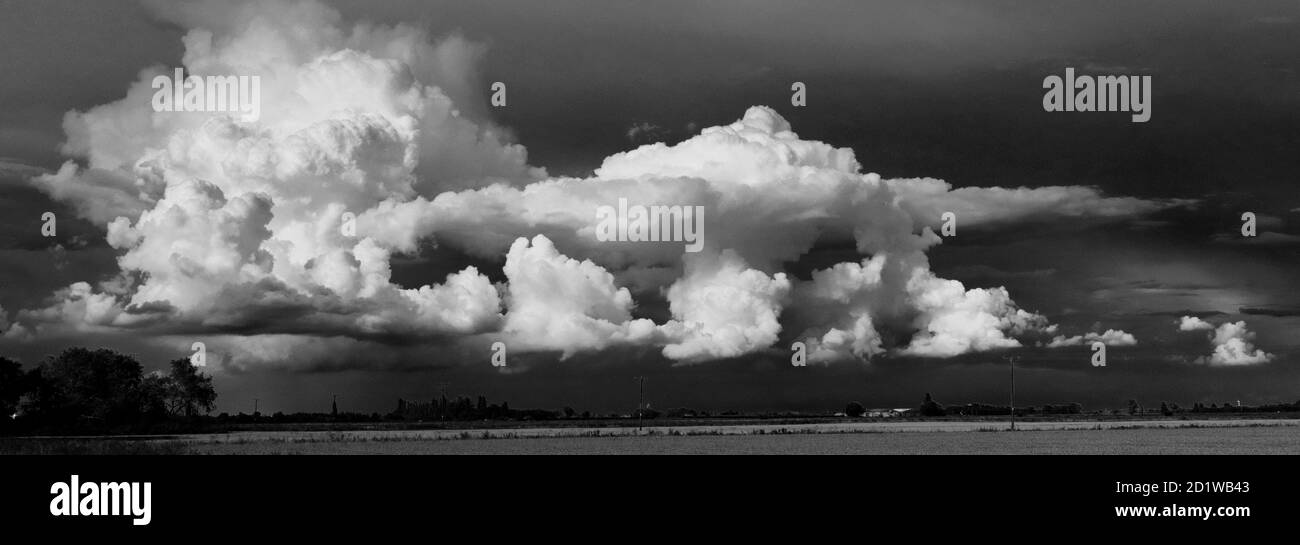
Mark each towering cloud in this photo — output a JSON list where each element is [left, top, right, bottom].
[[1206, 321, 1273, 366], [660, 250, 791, 362], [1176, 316, 1273, 365], [3, 0, 1184, 371], [500, 235, 656, 356]]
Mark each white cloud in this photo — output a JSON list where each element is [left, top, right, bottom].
[[887, 178, 1190, 230], [1176, 317, 1273, 365], [4, 0, 1182, 371], [1177, 315, 1214, 331], [659, 250, 791, 362], [1088, 329, 1138, 346], [500, 235, 657, 356], [1206, 321, 1273, 366], [1046, 328, 1138, 348], [899, 271, 1054, 357]]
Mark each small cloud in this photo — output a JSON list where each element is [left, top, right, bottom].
[[0, 159, 49, 182], [626, 121, 670, 143], [1177, 315, 1213, 331], [1046, 328, 1137, 348]]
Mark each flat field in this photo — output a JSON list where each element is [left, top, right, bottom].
[[8, 418, 1297, 454]]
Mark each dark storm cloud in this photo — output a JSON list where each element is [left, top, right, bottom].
[[0, 1, 182, 167], [314, 0, 1300, 210], [1241, 307, 1300, 317]]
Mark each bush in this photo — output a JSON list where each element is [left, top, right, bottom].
[[844, 402, 865, 417]]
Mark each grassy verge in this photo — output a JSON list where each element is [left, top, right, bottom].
[[0, 438, 190, 455]]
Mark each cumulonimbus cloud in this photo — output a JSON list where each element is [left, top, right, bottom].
[[3, 0, 1186, 371]]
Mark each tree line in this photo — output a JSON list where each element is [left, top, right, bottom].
[[841, 393, 1300, 418], [0, 348, 216, 435]]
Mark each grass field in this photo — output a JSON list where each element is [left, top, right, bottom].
[[6, 418, 1299, 454]]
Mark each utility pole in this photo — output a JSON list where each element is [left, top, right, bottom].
[[634, 376, 646, 432], [253, 398, 259, 415], [1003, 356, 1019, 431]]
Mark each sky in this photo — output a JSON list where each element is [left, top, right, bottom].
[[0, 0, 1297, 415]]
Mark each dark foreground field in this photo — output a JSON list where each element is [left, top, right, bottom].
[[5, 419, 1299, 454]]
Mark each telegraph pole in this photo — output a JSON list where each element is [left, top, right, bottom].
[[1003, 356, 1019, 431], [253, 398, 259, 415], [634, 376, 646, 431]]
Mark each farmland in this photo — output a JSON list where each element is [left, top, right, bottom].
[[7, 418, 1299, 455]]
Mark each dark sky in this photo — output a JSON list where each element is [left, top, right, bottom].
[[0, 0, 1297, 415]]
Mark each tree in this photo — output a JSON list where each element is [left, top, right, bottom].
[[844, 401, 865, 417], [1160, 402, 1172, 416], [919, 393, 945, 417], [0, 357, 23, 419], [563, 406, 576, 418], [35, 348, 147, 425], [138, 373, 172, 418], [163, 358, 217, 417], [1127, 399, 1140, 415]]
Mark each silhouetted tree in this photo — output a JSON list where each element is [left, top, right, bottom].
[[920, 393, 945, 417], [164, 358, 216, 417], [1127, 399, 1140, 415], [1160, 402, 1172, 416], [34, 348, 147, 426], [844, 401, 865, 417], [0, 357, 23, 420]]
